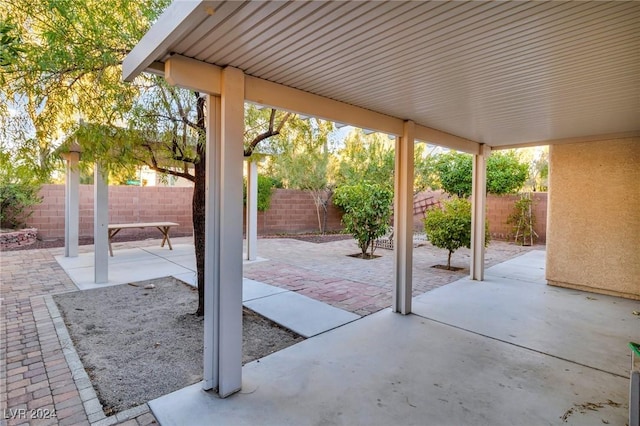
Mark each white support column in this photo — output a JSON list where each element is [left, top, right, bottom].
[[392, 120, 415, 315], [203, 95, 221, 391], [470, 144, 490, 281], [64, 152, 80, 257], [203, 67, 245, 398], [94, 163, 109, 284], [246, 159, 258, 261]]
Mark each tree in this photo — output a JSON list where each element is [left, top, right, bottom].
[[333, 130, 439, 194], [333, 182, 393, 258], [269, 117, 335, 233], [435, 151, 529, 198], [1, 0, 290, 316], [333, 129, 395, 189], [423, 198, 489, 270], [413, 143, 440, 194]]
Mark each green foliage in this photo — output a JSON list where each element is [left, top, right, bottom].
[[268, 116, 334, 232], [333, 182, 393, 257], [435, 151, 529, 198], [243, 175, 277, 212], [413, 144, 439, 193], [1, 0, 168, 176], [424, 198, 489, 269], [434, 152, 474, 198], [0, 150, 43, 229], [333, 129, 395, 189], [487, 151, 529, 195]]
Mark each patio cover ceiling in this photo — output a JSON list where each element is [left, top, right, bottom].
[[123, 0, 640, 149]]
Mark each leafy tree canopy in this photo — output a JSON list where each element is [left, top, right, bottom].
[[333, 129, 395, 189], [1, 0, 168, 174], [435, 151, 529, 198]]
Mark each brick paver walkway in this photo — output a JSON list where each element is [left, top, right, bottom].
[[1, 236, 538, 425], [1, 244, 158, 426], [244, 238, 537, 316]]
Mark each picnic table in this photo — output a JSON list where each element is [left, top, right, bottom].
[[107, 222, 179, 256]]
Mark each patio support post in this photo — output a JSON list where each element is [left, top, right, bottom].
[[203, 66, 244, 398], [392, 120, 415, 314], [246, 159, 258, 261], [203, 94, 221, 391], [63, 151, 80, 258], [470, 144, 490, 281], [94, 162, 109, 283]]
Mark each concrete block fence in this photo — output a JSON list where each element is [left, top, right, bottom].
[[26, 185, 547, 243]]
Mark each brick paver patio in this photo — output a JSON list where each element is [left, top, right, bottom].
[[1, 236, 537, 425]]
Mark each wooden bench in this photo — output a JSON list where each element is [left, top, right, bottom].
[[107, 222, 179, 256]]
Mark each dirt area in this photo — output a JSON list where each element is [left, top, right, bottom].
[[276, 233, 353, 244], [0, 233, 352, 251], [53, 277, 303, 416]]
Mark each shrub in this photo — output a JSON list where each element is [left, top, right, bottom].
[[0, 150, 43, 229], [243, 175, 277, 212], [0, 183, 41, 229], [424, 197, 490, 269], [333, 182, 393, 258]]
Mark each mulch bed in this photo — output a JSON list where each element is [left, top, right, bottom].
[[284, 233, 353, 244]]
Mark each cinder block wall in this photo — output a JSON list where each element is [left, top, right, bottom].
[[29, 185, 547, 243], [486, 193, 547, 243], [412, 190, 547, 243], [546, 138, 639, 300], [250, 189, 343, 234], [29, 185, 194, 239]]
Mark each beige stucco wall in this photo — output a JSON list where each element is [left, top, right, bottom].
[[546, 137, 640, 300]]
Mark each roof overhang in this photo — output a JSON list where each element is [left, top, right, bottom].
[[124, 0, 640, 150]]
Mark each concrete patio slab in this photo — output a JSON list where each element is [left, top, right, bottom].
[[244, 290, 361, 338], [55, 248, 192, 290], [413, 250, 638, 378], [150, 309, 628, 426], [242, 278, 289, 301], [170, 274, 348, 337]]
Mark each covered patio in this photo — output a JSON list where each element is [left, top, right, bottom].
[[149, 250, 636, 425], [119, 0, 640, 422]]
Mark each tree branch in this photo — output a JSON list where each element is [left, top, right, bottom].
[[244, 109, 292, 157], [141, 143, 195, 182]]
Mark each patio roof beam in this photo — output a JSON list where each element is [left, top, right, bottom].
[[162, 55, 482, 151]]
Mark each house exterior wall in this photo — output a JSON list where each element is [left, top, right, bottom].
[[546, 138, 640, 300]]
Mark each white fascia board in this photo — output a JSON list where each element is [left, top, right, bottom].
[[122, 1, 217, 81]]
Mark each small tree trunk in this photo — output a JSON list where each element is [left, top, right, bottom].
[[447, 250, 452, 270], [194, 94, 206, 316]]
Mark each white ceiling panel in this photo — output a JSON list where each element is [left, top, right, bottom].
[[125, 0, 640, 148]]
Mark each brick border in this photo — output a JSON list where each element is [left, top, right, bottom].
[[44, 296, 154, 426]]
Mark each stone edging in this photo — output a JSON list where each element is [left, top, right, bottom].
[[0, 228, 38, 249], [44, 295, 153, 426]]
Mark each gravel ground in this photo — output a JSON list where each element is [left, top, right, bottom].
[[53, 277, 303, 416]]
